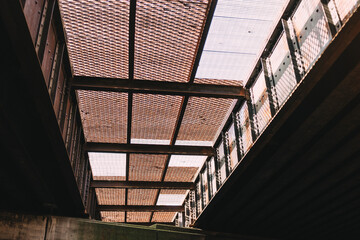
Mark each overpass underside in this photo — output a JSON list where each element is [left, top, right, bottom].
[[0, 0, 360, 239]]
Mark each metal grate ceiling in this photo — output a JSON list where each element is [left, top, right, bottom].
[[59, 0, 288, 223]]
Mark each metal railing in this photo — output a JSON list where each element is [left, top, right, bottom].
[[175, 0, 359, 227]]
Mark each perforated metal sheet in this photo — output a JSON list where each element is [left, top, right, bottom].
[[77, 90, 128, 143], [127, 212, 152, 222], [128, 189, 158, 205], [95, 188, 125, 205], [152, 212, 177, 222], [128, 154, 167, 181], [134, 0, 210, 82], [177, 97, 236, 143], [164, 167, 199, 182], [334, 0, 359, 22], [132, 94, 182, 142], [59, 0, 129, 78], [100, 211, 125, 222]]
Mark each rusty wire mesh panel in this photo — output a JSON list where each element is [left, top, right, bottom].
[[134, 0, 210, 82], [177, 97, 236, 143], [127, 212, 152, 222], [77, 90, 128, 143], [152, 212, 177, 222], [129, 154, 167, 181], [194, 78, 243, 86], [291, 0, 332, 72], [100, 211, 125, 222], [251, 71, 272, 134], [132, 94, 182, 142], [128, 189, 158, 205], [334, 0, 359, 22], [268, 32, 297, 107], [236, 102, 252, 154], [164, 167, 199, 182], [95, 188, 125, 205], [59, 0, 129, 78]]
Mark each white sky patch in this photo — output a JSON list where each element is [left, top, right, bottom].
[[168, 155, 207, 168], [88, 152, 126, 177], [157, 194, 187, 206]]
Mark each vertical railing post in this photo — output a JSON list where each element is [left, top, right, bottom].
[[321, 0, 342, 35], [206, 159, 213, 200], [262, 58, 278, 116], [247, 97, 258, 141], [215, 148, 222, 189], [282, 19, 304, 83], [222, 132, 231, 176], [232, 112, 243, 161]]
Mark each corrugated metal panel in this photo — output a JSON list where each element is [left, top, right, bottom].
[[164, 167, 199, 182], [334, 0, 359, 22], [291, 0, 332, 72], [268, 32, 297, 107], [134, 0, 210, 82], [127, 212, 152, 222], [100, 211, 125, 222], [128, 154, 167, 181], [195, 0, 289, 84], [59, 0, 129, 78], [177, 97, 236, 143], [128, 189, 158, 205], [132, 94, 182, 142], [152, 212, 177, 222], [77, 90, 128, 143], [95, 188, 125, 205]]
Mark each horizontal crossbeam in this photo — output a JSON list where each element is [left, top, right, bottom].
[[91, 181, 196, 190], [85, 142, 215, 156], [98, 205, 184, 212], [72, 76, 249, 99]]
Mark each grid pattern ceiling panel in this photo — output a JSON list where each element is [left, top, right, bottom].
[[127, 212, 152, 222], [195, 0, 288, 84], [132, 94, 182, 142], [101, 211, 125, 222], [95, 188, 125, 205], [77, 90, 128, 143], [129, 154, 167, 181], [134, 0, 210, 82], [152, 212, 177, 222], [128, 189, 158, 205], [164, 167, 199, 182], [177, 97, 236, 143], [59, 0, 129, 78]]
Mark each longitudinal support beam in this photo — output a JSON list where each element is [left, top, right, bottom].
[[72, 76, 249, 99], [91, 181, 196, 190], [85, 142, 215, 156], [98, 205, 184, 212]]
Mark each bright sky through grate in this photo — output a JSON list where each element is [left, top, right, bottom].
[[157, 194, 187, 206], [195, 0, 289, 83], [88, 152, 126, 177], [168, 155, 207, 168]]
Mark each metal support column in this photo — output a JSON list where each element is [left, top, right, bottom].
[[282, 19, 304, 83]]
